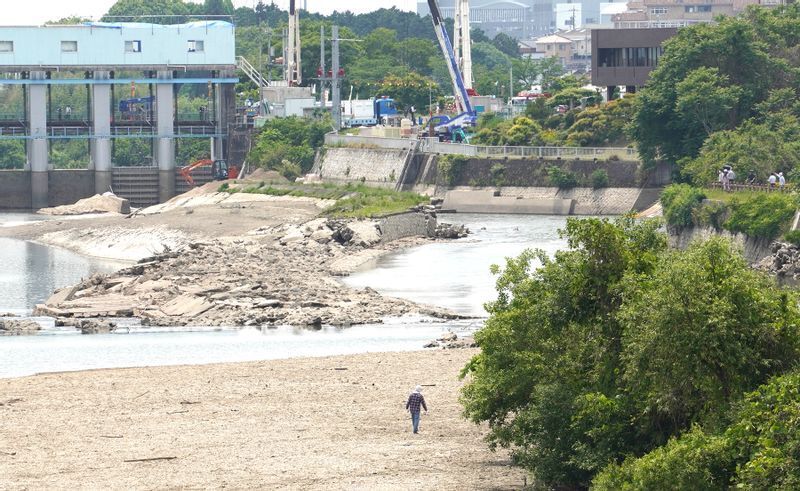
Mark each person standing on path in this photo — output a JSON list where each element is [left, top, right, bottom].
[[405, 385, 428, 434]]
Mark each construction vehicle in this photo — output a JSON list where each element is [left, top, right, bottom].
[[427, 0, 477, 142], [179, 159, 239, 186]]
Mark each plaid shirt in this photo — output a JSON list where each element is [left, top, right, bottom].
[[406, 392, 427, 413]]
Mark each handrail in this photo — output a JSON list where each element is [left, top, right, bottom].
[[326, 133, 639, 160], [237, 56, 267, 89]]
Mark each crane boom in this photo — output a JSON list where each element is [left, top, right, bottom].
[[427, 0, 473, 116], [453, 0, 473, 90], [286, 0, 302, 85]]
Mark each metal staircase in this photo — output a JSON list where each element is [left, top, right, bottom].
[[237, 56, 268, 89]]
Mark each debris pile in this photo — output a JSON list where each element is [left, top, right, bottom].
[[755, 241, 800, 282], [424, 331, 477, 349], [38, 192, 131, 215], [35, 218, 463, 329]]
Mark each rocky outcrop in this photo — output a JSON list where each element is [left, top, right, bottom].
[[35, 216, 471, 330], [424, 331, 477, 349], [755, 242, 800, 284], [0, 319, 41, 336]]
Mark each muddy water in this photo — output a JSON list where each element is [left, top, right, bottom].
[[0, 213, 569, 378]]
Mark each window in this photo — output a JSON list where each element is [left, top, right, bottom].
[[0, 41, 13, 53], [125, 40, 142, 53], [650, 7, 668, 14], [187, 40, 204, 53], [685, 5, 712, 12], [61, 41, 78, 52]]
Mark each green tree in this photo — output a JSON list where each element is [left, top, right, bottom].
[[491, 33, 519, 59], [461, 217, 667, 488], [630, 7, 797, 166], [619, 237, 800, 442], [247, 115, 330, 177], [203, 0, 234, 16], [0, 141, 26, 169]]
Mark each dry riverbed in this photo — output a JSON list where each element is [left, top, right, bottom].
[[1, 187, 467, 329], [0, 349, 526, 490]]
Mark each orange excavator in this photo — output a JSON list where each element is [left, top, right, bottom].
[[179, 159, 239, 186]]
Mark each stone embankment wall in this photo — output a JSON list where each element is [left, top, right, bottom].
[[316, 146, 669, 215], [318, 148, 409, 188], [669, 226, 773, 263]]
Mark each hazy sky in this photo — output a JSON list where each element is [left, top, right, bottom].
[[2, 1, 417, 26]]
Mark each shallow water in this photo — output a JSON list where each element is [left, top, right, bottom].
[[344, 213, 569, 316], [0, 212, 568, 377]]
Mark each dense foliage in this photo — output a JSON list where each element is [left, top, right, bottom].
[[472, 96, 635, 147], [660, 184, 707, 228], [660, 184, 797, 239], [595, 369, 800, 489], [248, 116, 330, 179], [631, 5, 800, 180], [461, 217, 800, 488]]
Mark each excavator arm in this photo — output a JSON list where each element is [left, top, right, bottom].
[[179, 159, 214, 186]]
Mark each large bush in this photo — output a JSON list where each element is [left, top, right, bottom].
[[725, 192, 797, 239], [461, 217, 800, 489], [595, 369, 800, 489], [248, 116, 330, 179], [660, 184, 706, 227]]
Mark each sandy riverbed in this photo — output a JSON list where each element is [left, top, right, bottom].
[[0, 349, 526, 490]]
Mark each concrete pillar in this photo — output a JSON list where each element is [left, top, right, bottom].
[[155, 71, 175, 202], [91, 71, 112, 194], [27, 71, 49, 209], [214, 70, 236, 165]]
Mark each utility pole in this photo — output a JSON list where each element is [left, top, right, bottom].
[[332, 25, 341, 131], [509, 64, 514, 102], [319, 25, 326, 98]]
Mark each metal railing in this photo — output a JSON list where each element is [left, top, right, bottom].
[[237, 56, 267, 89], [326, 133, 640, 160]]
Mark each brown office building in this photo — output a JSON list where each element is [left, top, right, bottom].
[[592, 27, 677, 99]]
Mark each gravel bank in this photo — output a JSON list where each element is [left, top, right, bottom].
[[0, 349, 526, 490]]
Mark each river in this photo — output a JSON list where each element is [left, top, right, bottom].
[[0, 213, 569, 378]]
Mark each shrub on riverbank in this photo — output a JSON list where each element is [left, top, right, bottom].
[[461, 216, 800, 489], [660, 184, 706, 228]]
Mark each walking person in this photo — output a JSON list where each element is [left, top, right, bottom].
[[721, 167, 731, 192], [405, 385, 427, 434], [779, 172, 786, 188], [769, 172, 777, 188]]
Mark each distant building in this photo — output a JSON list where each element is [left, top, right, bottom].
[[591, 27, 677, 97], [533, 34, 575, 65], [611, 0, 764, 28], [417, 0, 552, 39]]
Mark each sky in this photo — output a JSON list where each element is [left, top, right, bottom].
[[2, 1, 417, 26]]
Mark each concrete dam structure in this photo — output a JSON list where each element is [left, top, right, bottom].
[[0, 21, 237, 209]]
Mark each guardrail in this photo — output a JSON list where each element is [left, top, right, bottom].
[[326, 133, 639, 160]]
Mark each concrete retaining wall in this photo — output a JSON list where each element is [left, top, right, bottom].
[[0, 171, 32, 209], [378, 212, 436, 242], [669, 226, 773, 263], [48, 170, 95, 207], [319, 147, 407, 188]]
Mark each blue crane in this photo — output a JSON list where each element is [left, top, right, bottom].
[[427, 0, 477, 142]]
